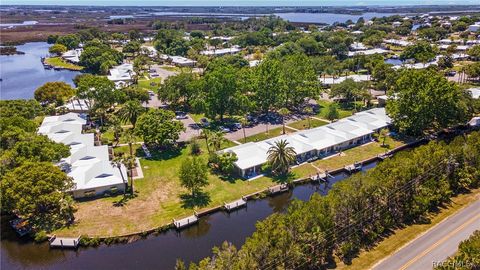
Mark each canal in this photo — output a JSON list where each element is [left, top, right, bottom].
[[0, 42, 80, 100], [1, 162, 377, 270]]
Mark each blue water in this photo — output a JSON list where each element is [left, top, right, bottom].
[[385, 58, 403, 65], [0, 42, 80, 100], [275, 12, 397, 24]]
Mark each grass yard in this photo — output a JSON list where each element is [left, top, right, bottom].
[[316, 100, 354, 120], [101, 129, 142, 145], [44, 57, 83, 71], [54, 134, 406, 237], [54, 140, 278, 237], [312, 136, 405, 172], [287, 118, 329, 130], [243, 126, 293, 143], [138, 77, 162, 91], [336, 188, 480, 270]]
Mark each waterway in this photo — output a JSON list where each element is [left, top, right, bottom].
[[0, 42, 80, 100], [1, 162, 377, 270]]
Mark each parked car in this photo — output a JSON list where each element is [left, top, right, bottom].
[[200, 118, 210, 127], [148, 90, 155, 96], [219, 126, 231, 133], [175, 111, 188, 120], [446, 70, 456, 77], [232, 122, 242, 130]]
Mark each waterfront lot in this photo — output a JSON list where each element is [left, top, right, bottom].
[[55, 135, 405, 237]]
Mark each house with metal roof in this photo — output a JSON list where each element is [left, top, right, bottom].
[[222, 108, 391, 178], [38, 113, 127, 198]]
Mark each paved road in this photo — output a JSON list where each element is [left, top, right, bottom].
[[373, 198, 480, 270]]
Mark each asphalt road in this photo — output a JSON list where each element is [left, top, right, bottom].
[[373, 198, 480, 270]]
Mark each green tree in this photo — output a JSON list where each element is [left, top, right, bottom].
[[76, 74, 117, 112], [267, 139, 297, 176], [400, 41, 438, 64], [278, 107, 290, 135], [0, 100, 43, 119], [466, 62, 480, 78], [117, 100, 144, 128], [34, 82, 75, 106], [330, 79, 370, 104], [49, 43, 67, 56], [326, 102, 340, 121], [135, 109, 185, 147], [386, 69, 469, 135], [207, 131, 225, 152], [467, 45, 480, 60], [123, 41, 141, 55], [158, 72, 197, 108], [179, 157, 209, 197], [79, 41, 123, 74], [1, 162, 76, 231], [56, 34, 80, 49]]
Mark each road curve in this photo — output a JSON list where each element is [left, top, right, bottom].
[[373, 197, 480, 270]]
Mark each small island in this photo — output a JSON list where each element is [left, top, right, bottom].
[[0, 46, 25, 55], [43, 57, 84, 71]]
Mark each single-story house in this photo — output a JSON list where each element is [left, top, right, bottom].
[[221, 108, 391, 178], [61, 49, 82, 63], [200, 46, 241, 56], [169, 56, 197, 67], [348, 48, 389, 57], [468, 87, 480, 99], [38, 113, 127, 198]]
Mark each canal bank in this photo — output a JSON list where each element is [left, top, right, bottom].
[[0, 139, 422, 270]]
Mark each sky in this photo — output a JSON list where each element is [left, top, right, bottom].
[[2, 0, 480, 6]]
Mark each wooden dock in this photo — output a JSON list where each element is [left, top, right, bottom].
[[345, 162, 362, 173], [268, 183, 289, 194], [224, 198, 247, 211], [173, 215, 198, 229], [49, 236, 80, 249]]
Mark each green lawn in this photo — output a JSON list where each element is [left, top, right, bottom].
[[316, 100, 354, 120], [44, 57, 83, 71], [138, 77, 162, 91], [54, 134, 406, 237], [101, 129, 142, 145], [287, 118, 329, 130], [312, 137, 404, 172], [243, 126, 292, 143], [189, 113, 206, 123]]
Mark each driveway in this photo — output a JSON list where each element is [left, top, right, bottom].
[[150, 64, 178, 81], [224, 116, 300, 142], [178, 115, 202, 142]]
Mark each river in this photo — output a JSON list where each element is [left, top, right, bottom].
[[0, 42, 80, 100], [0, 162, 377, 270]]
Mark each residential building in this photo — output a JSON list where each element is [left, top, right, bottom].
[[38, 113, 127, 198], [221, 108, 391, 178]]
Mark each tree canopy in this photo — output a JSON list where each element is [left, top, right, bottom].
[[135, 109, 185, 147], [386, 69, 470, 135], [400, 41, 438, 63], [34, 81, 75, 106]]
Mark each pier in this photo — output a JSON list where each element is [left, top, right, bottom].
[[49, 236, 80, 249], [224, 198, 247, 211], [344, 162, 362, 173], [173, 214, 198, 229], [268, 183, 289, 194]]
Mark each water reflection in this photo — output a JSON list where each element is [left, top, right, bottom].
[[0, 42, 81, 100], [1, 163, 377, 270]]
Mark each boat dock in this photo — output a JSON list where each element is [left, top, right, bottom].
[[49, 236, 80, 249], [224, 198, 247, 211], [173, 214, 198, 229], [268, 183, 289, 194], [345, 162, 362, 173]]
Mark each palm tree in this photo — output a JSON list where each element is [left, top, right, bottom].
[[208, 131, 225, 152], [110, 116, 123, 147], [278, 107, 290, 135], [201, 129, 212, 153], [111, 156, 127, 195], [123, 129, 137, 195], [117, 100, 144, 128], [240, 116, 248, 143], [267, 140, 297, 176], [304, 106, 313, 129]]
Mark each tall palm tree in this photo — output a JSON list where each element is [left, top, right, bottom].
[[304, 107, 313, 129], [201, 129, 212, 153], [240, 116, 248, 143], [267, 140, 297, 176], [111, 156, 127, 195], [208, 131, 225, 152], [117, 100, 144, 128], [123, 129, 137, 195], [278, 107, 290, 135]]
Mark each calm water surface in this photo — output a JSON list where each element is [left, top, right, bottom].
[[274, 12, 397, 24], [0, 42, 80, 100], [1, 163, 377, 270]]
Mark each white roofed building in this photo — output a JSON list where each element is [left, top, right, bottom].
[[38, 113, 127, 198], [222, 108, 391, 178], [61, 49, 82, 63], [107, 63, 135, 88]]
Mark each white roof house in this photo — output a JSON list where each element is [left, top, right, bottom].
[[384, 39, 412, 47], [61, 49, 82, 63], [107, 63, 135, 82], [200, 46, 241, 56], [169, 56, 196, 67], [319, 74, 370, 85], [348, 48, 389, 57], [468, 23, 480, 32], [350, 42, 367, 51], [468, 87, 480, 99], [38, 113, 126, 198], [222, 108, 391, 177]]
